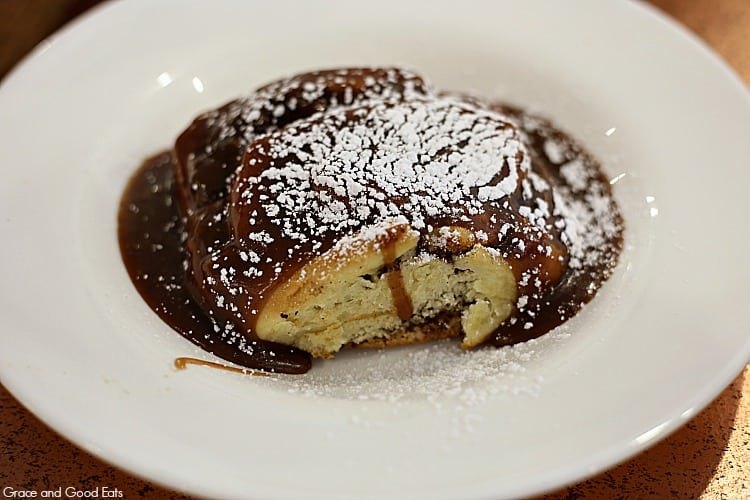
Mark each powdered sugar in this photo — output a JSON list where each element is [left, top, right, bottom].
[[275, 331, 569, 403], [207, 67, 429, 158], [236, 96, 528, 241]]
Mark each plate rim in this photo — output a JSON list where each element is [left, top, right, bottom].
[[1, 0, 749, 498]]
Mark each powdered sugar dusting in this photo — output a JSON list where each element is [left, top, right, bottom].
[[213, 67, 428, 150], [275, 331, 570, 403], [235, 96, 528, 240]]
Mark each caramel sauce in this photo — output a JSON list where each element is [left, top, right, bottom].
[[387, 269, 414, 321], [383, 244, 414, 321], [174, 357, 271, 377]]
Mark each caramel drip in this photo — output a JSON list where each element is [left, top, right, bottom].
[[387, 269, 413, 321], [382, 244, 413, 321], [174, 357, 271, 377]]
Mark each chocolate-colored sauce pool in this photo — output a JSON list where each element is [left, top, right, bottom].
[[118, 151, 312, 374]]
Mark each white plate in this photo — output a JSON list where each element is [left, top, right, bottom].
[[1, 0, 749, 498]]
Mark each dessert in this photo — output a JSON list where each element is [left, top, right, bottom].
[[118, 67, 623, 374]]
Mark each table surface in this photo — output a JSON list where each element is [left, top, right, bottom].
[[1, 1, 748, 498]]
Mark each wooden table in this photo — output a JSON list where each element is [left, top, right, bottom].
[[1, 1, 748, 498]]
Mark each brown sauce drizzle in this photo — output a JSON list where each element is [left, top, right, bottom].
[[387, 269, 414, 321], [174, 357, 270, 377], [117, 68, 623, 375], [384, 245, 414, 321]]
